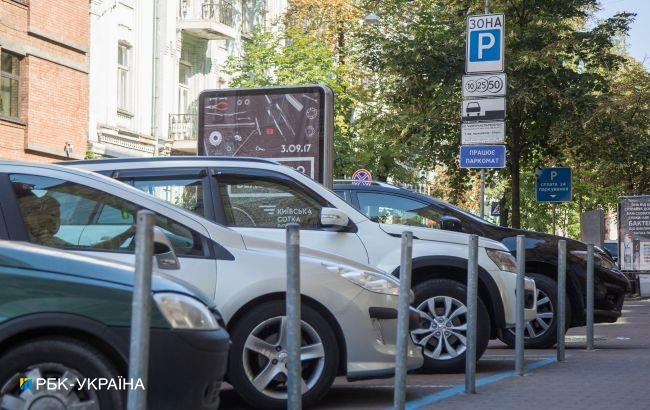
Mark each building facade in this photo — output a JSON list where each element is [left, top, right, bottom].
[[88, 0, 286, 158], [0, 0, 89, 161]]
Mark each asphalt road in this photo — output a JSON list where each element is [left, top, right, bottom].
[[220, 298, 649, 409]]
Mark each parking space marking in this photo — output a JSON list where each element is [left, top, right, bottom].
[[403, 357, 558, 410]]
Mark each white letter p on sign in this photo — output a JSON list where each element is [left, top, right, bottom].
[[478, 33, 495, 59], [550, 171, 558, 180]]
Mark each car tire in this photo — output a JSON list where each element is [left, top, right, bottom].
[[228, 300, 339, 409], [0, 337, 123, 409], [498, 273, 572, 349], [411, 279, 490, 373]]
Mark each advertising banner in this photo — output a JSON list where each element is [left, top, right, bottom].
[[198, 85, 334, 186], [619, 196, 650, 272]]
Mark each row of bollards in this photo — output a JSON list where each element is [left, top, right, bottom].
[[125, 215, 599, 410]]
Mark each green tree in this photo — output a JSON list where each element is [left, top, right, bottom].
[[224, 26, 359, 175], [350, 0, 634, 228]]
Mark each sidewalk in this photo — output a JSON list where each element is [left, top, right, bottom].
[[423, 299, 650, 410]]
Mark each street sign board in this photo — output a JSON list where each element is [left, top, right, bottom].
[[459, 145, 506, 168], [461, 97, 505, 122], [461, 121, 505, 144], [535, 167, 572, 202], [618, 196, 650, 272], [198, 85, 334, 185], [462, 73, 507, 98], [466, 14, 505, 73], [351, 169, 372, 186], [490, 202, 501, 216]]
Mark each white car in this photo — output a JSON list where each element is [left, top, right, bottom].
[[0, 162, 423, 409], [65, 157, 538, 372]]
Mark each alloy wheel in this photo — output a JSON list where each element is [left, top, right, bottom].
[[242, 316, 325, 399], [411, 296, 468, 360], [508, 288, 554, 339], [0, 363, 100, 410]]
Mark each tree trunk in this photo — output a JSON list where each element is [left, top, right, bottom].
[[510, 125, 522, 228], [498, 194, 509, 227]]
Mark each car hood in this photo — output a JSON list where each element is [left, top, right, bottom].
[[378, 223, 509, 251], [0, 241, 213, 306], [239, 233, 389, 275]]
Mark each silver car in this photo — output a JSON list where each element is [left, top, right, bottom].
[[0, 162, 423, 408]]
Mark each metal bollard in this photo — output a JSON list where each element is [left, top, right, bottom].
[[286, 223, 302, 410], [465, 234, 479, 394], [586, 244, 595, 350], [557, 240, 567, 362], [393, 231, 413, 410], [127, 210, 155, 410], [515, 235, 526, 375]]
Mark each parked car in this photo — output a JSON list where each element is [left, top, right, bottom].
[[334, 180, 630, 348], [64, 156, 538, 373], [0, 240, 228, 410], [0, 161, 423, 409], [603, 240, 618, 264]]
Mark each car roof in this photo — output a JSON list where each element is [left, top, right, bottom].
[[58, 156, 280, 166]]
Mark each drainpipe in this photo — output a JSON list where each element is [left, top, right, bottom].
[[151, 0, 160, 142]]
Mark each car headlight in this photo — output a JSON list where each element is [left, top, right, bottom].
[[153, 292, 219, 330], [486, 248, 518, 272], [324, 264, 400, 296], [570, 250, 615, 270]]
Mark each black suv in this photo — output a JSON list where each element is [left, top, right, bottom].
[[335, 181, 630, 348]]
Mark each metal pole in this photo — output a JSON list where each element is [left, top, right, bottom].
[[465, 234, 479, 394], [557, 240, 567, 362], [485, 0, 489, 14], [394, 232, 413, 410], [127, 210, 155, 410], [286, 223, 302, 410], [552, 204, 557, 235], [515, 235, 526, 375], [481, 168, 485, 218], [586, 244, 595, 350]]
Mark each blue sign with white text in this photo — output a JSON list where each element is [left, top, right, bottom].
[[459, 145, 506, 168], [536, 167, 572, 202]]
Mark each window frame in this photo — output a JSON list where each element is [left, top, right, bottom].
[[117, 42, 132, 113], [0, 50, 21, 120], [355, 190, 444, 228], [212, 168, 334, 231], [4, 172, 213, 259]]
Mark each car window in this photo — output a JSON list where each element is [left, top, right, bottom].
[[217, 175, 325, 229], [10, 174, 204, 256], [127, 176, 205, 216], [356, 192, 442, 228]]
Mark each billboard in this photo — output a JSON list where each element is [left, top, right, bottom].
[[198, 85, 334, 186], [619, 196, 650, 272]]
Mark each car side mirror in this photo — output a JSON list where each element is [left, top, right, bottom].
[[441, 215, 463, 232], [320, 207, 350, 231], [153, 227, 180, 270]]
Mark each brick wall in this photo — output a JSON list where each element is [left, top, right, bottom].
[[0, 0, 88, 162]]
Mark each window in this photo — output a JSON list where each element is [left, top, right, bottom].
[[117, 43, 131, 111], [10, 174, 204, 256], [178, 60, 191, 114], [218, 175, 325, 229], [0, 51, 20, 118], [356, 192, 442, 228], [128, 176, 205, 216]]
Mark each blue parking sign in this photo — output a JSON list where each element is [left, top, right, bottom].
[[459, 145, 506, 168], [466, 14, 505, 73], [536, 167, 572, 202]]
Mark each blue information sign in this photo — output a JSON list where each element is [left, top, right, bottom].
[[536, 167, 572, 202], [459, 145, 506, 168]]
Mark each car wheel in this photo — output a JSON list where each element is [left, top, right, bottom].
[[411, 279, 490, 373], [0, 337, 123, 410], [228, 301, 338, 409], [499, 273, 571, 349]]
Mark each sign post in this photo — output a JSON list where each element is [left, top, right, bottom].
[[535, 167, 572, 234], [461, 9, 506, 219]]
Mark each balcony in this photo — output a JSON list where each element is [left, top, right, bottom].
[[168, 114, 198, 154], [178, 0, 239, 40]]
